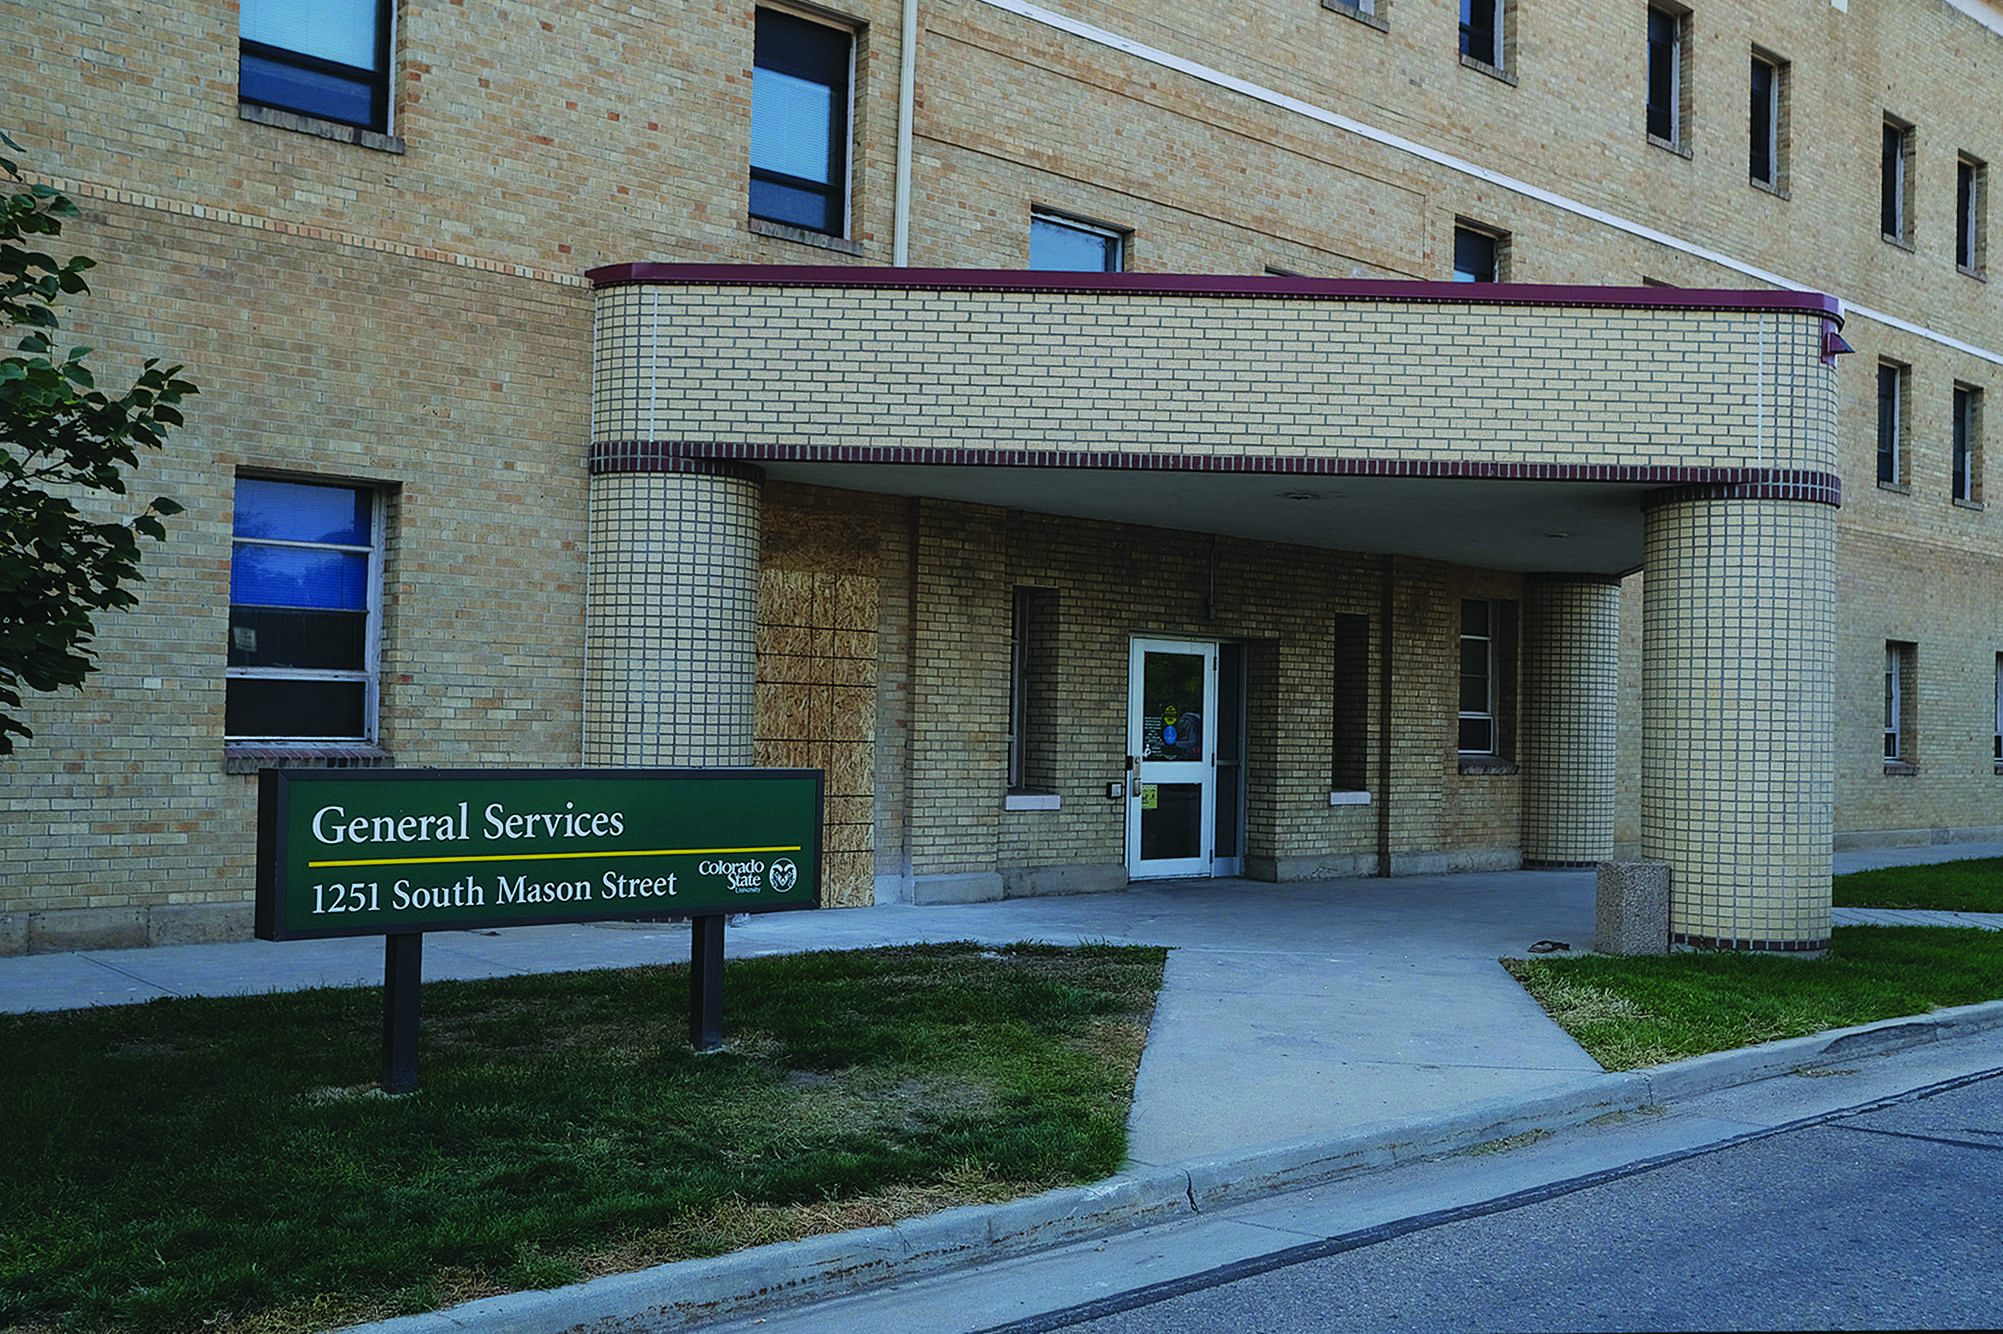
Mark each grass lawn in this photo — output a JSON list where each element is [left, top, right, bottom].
[[1509, 858, 2003, 1071], [0, 941, 1166, 1334], [1505, 925, 2003, 1070], [1831, 855, 2003, 912]]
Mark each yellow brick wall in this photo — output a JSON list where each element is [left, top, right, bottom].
[[4, 0, 2000, 948], [596, 284, 1834, 472]]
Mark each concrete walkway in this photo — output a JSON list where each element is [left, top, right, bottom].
[[5, 842, 2002, 1330]]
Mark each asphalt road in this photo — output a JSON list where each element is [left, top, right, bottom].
[[696, 1041, 2003, 1334], [996, 1073, 2003, 1333]]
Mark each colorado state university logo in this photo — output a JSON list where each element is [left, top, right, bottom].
[[769, 859, 798, 892]]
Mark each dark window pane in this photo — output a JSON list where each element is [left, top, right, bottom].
[[1647, 10, 1678, 140], [226, 678, 368, 739], [1959, 161, 1977, 267], [1878, 366, 1900, 483], [1460, 1, 1498, 65], [1750, 59, 1774, 182], [1954, 388, 1973, 501], [234, 477, 371, 546], [1459, 717, 1495, 753], [1453, 229, 1496, 282], [229, 607, 367, 670], [1883, 124, 1905, 236]]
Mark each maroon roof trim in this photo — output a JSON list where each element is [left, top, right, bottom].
[[586, 450, 765, 484], [1674, 934, 1831, 953], [589, 439, 1842, 504], [585, 263, 1843, 322]]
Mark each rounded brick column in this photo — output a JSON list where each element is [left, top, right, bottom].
[[1641, 491, 1835, 951], [585, 464, 761, 766], [1521, 575, 1621, 868]]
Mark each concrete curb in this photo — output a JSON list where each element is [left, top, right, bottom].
[[341, 1002, 2003, 1333], [1636, 998, 2003, 1103]]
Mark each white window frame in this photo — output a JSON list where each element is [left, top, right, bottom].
[[1459, 0, 1505, 73], [1749, 49, 1786, 190], [1884, 642, 1915, 767], [1646, 5, 1687, 150], [226, 480, 385, 744], [1878, 360, 1908, 488], [1954, 384, 1981, 504], [1884, 644, 1902, 761], [1459, 599, 1496, 755], [1958, 155, 1987, 275], [1883, 117, 1914, 244]]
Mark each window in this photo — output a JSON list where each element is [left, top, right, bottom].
[[1749, 50, 1787, 190], [1646, 6, 1688, 149], [238, 0, 392, 131], [227, 478, 382, 742], [1331, 613, 1371, 790], [1954, 384, 1982, 504], [1958, 155, 1987, 275], [1459, 600, 1496, 754], [1030, 210, 1126, 271], [1452, 223, 1505, 282], [1884, 641, 1916, 766], [1007, 587, 1058, 792], [1882, 118, 1914, 243], [1994, 653, 2001, 763], [751, 9, 853, 236], [1460, 0, 1504, 72], [1323, 0, 1382, 23], [1878, 360, 1908, 487]]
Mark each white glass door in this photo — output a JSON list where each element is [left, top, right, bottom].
[[1128, 638, 1218, 879]]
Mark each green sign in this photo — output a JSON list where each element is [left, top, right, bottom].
[[256, 768, 823, 940]]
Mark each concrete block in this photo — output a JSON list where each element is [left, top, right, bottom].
[[911, 872, 1005, 905], [1595, 860, 1670, 955], [148, 902, 255, 947], [1001, 863, 1126, 897], [28, 907, 147, 954]]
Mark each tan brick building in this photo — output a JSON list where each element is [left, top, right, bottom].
[[3, 0, 1998, 955]]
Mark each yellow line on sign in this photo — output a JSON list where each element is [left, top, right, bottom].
[[306, 846, 803, 869]]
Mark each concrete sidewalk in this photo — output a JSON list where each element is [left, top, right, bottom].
[[5, 842, 2003, 1330]]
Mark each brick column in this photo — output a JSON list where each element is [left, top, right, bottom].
[[584, 465, 762, 766], [1641, 490, 1835, 951], [1521, 575, 1621, 867]]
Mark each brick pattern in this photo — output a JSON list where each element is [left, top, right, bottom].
[[1522, 577, 1622, 866], [592, 284, 1833, 474], [585, 473, 759, 766], [1642, 496, 1837, 949]]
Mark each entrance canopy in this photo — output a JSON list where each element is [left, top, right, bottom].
[[586, 265, 1844, 574]]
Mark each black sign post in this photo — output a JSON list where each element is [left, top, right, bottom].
[[256, 767, 823, 1089], [691, 914, 726, 1052], [383, 933, 422, 1094]]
